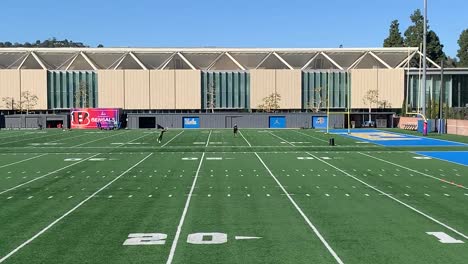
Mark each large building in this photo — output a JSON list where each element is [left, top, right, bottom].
[[0, 47, 467, 115]]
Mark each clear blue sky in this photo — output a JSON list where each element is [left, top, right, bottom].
[[1, 0, 466, 57]]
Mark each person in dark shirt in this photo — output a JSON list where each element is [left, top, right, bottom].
[[157, 124, 168, 143], [233, 124, 238, 137]]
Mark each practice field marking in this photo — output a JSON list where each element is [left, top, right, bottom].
[[358, 152, 468, 190], [0, 153, 101, 195], [166, 152, 205, 264], [307, 152, 468, 241], [254, 153, 344, 264], [268, 132, 296, 146], [205, 130, 212, 147], [124, 232, 261, 246], [239, 131, 252, 147], [0, 154, 47, 169], [161, 130, 184, 147], [413, 156, 432, 160], [426, 232, 464, 244], [294, 130, 328, 143], [72, 130, 128, 147], [0, 153, 153, 263]]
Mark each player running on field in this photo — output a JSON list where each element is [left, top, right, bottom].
[[157, 124, 168, 143], [233, 124, 238, 137]]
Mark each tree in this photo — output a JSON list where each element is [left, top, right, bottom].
[[457, 29, 468, 67], [2, 97, 17, 111], [206, 77, 216, 113], [383, 20, 404, 47], [378, 99, 391, 109], [19, 91, 38, 114], [258, 92, 281, 113], [97, 44, 104, 48], [306, 86, 327, 113], [426, 30, 446, 64], [75, 80, 89, 108], [401, 99, 407, 116], [362, 89, 380, 122], [404, 9, 446, 64]]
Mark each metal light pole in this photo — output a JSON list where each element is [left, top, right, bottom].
[[421, 0, 427, 117]]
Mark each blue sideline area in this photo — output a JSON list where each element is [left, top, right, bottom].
[[328, 129, 466, 147], [415, 151, 468, 166]]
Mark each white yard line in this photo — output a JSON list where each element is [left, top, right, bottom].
[[294, 130, 328, 143], [268, 132, 295, 146], [358, 152, 468, 190], [166, 152, 205, 264], [306, 152, 468, 240], [239, 130, 252, 147], [162, 130, 184, 147], [72, 130, 128, 147], [254, 152, 344, 264], [205, 130, 212, 147], [0, 153, 153, 263], [0, 154, 47, 169], [0, 153, 101, 195]]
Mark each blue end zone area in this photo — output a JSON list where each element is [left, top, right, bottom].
[[415, 151, 468, 166], [328, 129, 466, 147]]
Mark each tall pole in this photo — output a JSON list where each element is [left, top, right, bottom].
[[422, 0, 427, 117], [439, 60, 444, 133]]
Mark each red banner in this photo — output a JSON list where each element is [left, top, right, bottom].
[[71, 108, 120, 129]]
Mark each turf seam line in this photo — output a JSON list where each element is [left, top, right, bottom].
[[0, 153, 47, 169], [72, 130, 129, 147], [205, 130, 212, 147], [358, 152, 468, 190], [267, 132, 296, 146], [166, 152, 205, 264], [238, 130, 252, 147], [0, 131, 75, 146], [254, 152, 345, 264], [306, 152, 468, 241], [115, 131, 156, 148], [0, 153, 153, 263], [161, 130, 184, 147], [0, 153, 101, 195]]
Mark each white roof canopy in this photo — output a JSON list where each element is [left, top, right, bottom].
[[0, 47, 424, 70]]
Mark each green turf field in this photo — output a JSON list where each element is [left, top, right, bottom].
[[0, 128, 467, 264]]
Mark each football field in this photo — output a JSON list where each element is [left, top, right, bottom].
[[0, 128, 467, 264]]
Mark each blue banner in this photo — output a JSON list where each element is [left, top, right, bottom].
[[269, 116, 286, 128], [183, 117, 200, 128], [312, 116, 327, 129]]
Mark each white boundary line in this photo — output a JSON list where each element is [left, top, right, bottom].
[[72, 130, 129, 147], [268, 132, 296, 146], [358, 152, 468, 190], [0, 153, 101, 195], [239, 130, 252, 147], [293, 130, 328, 143], [205, 130, 212, 147], [0, 153, 47, 169], [306, 152, 468, 240], [412, 151, 468, 167], [166, 152, 205, 264], [0, 153, 153, 263], [162, 130, 184, 147], [254, 152, 344, 264]]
